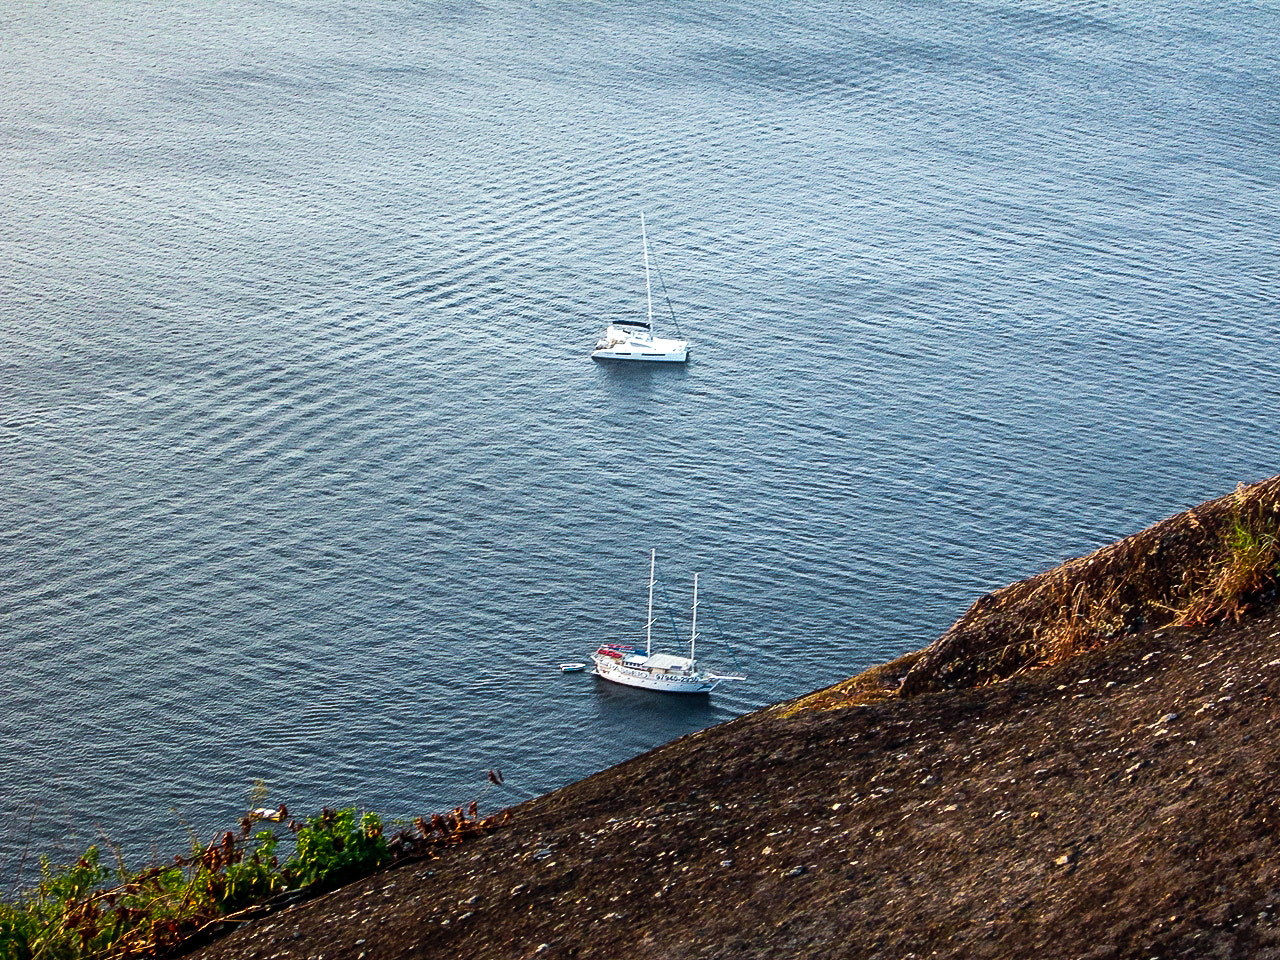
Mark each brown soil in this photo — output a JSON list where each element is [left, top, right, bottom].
[[187, 481, 1280, 960]]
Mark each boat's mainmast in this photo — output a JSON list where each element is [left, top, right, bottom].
[[641, 212, 654, 328], [646, 547, 656, 657], [689, 572, 699, 664]]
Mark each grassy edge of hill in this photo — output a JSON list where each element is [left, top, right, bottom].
[[790, 474, 1280, 714], [0, 802, 507, 960]]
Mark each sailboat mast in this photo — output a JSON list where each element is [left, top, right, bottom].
[[690, 572, 699, 662], [646, 548, 656, 657], [641, 212, 653, 328]]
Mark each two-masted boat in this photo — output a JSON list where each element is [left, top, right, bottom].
[[591, 550, 744, 694]]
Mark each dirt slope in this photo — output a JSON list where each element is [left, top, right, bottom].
[[186, 478, 1280, 960], [184, 607, 1279, 960]]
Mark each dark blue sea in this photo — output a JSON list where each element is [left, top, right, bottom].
[[2, 0, 1278, 884]]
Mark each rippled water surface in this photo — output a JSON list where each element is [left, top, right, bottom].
[[2, 0, 1278, 878]]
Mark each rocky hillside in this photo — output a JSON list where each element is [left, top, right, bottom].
[[188, 476, 1280, 960]]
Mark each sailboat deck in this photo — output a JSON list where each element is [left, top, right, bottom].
[[645, 653, 694, 671]]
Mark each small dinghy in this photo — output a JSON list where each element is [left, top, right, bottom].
[[559, 662, 587, 673]]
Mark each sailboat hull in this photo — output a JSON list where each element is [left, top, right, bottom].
[[590, 329, 688, 362], [591, 347, 688, 362], [591, 652, 718, 693]]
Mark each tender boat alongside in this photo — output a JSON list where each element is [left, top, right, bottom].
[[591, 550, 744, 694], [591, 214, 689, 363]]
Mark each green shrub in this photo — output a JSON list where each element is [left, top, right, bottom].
[[0, 900, 39, 960], [285, 809, 389, 889], [0, 800, 505, 960]]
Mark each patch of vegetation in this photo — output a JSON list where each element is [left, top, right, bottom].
[[0, 801, 507, 960], [797, 475, 1280, 711], [286, 808, 388, 891], [782, 649, 924, 715], [1175, 491, 1280, 626]]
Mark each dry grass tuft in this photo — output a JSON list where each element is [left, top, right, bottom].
[[1175, 486, 1280, 626], [798, 475, 1280, 713], [781, 649, 924, 716], [895, 475, 1280, 699]]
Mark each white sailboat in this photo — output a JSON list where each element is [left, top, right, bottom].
[[590, 214, 689, 363], [591, 550, 744, 693]]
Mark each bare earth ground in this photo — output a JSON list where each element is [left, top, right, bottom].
[[187, 600, 1280, 960]]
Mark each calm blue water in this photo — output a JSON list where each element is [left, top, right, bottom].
[[2, 0, 1278, 884]]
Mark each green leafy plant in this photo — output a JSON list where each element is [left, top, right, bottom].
[[1178, 497, 1280, 626], [1, 901, 40, 960], [284, 809, 388, 889], [0, 797, 510, 960]]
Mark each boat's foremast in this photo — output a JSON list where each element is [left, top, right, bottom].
[[646, 547, 656, 657]]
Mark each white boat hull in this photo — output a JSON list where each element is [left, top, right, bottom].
[[591, 328, 688, 362], [592, 652, 718, 693], [591, 346, 688, 362]]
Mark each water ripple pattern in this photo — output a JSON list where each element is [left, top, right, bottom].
[[1, 0, 1278, 879]]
